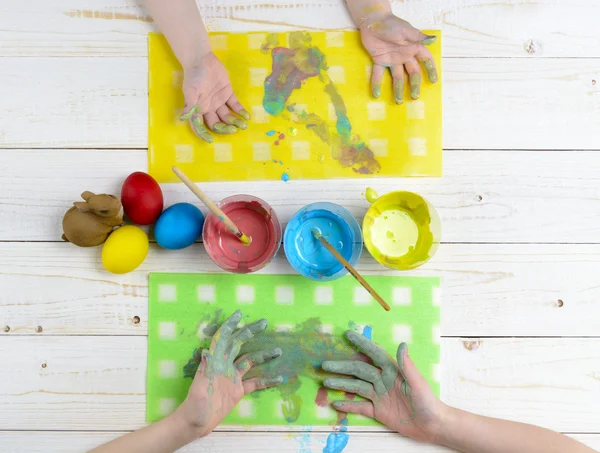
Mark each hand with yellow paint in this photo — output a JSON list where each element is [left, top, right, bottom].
[[142, 0, 250, 144], [323, 333, 597, 453], [345, 0, 438, 103]]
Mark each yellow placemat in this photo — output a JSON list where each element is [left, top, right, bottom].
[[148, 31, 442, 182]]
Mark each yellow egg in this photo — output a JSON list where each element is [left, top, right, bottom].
[[102, 225, 149, 274]]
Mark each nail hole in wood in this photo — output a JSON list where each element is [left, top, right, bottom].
[[133, 316, 141, 325], [35, 326, 43, 333], [475, 195, 483, 202], [593, 80, 597, 86], [557, 299, 564, 307], [41, 363, 47, 368], [3, 326, 9, 333]]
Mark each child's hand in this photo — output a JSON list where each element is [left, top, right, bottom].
[[322, 331, 447, 444], [179, 52, 251, 144], [359, 14, 438, 103], [174, 310, 283, 438]]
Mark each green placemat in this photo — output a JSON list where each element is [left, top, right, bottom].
[[147, 273, 440, 426]]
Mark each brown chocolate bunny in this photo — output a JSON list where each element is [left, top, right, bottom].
[[62, 191, 124, 247]]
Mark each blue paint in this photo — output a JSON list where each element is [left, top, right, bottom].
[[281, 173, 290, 182], [362, 325, 373, 340], [154, 203, 204, 250], [323, 426, 349, 453], [284, 202, 362, 281], [266, 130, 276, 136]]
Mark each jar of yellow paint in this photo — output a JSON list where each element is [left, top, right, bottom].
[[363, 189, 441, 270]]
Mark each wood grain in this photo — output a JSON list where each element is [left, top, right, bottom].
[[2, 431, 599, 453], [2, 149, 600, 243], [1, 58, 599, 149], [0, 431, 453, 452], [0, 336, 599, 433], [1, 0, 600, 57], [1, 243, 598, 337]]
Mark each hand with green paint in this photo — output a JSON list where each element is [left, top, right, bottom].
[[142, 0, 250, 144], [89, 310, 283, 453], [322, 331, 446, 443], [345, 0, 438, 103], [179, 55, 251, 144], [176, 310, 283, 438]]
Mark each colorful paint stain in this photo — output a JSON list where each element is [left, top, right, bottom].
[[362, 325, 373, 340], [183, 317, 368, 423], [363, 191, 442, 271], [260, 33, 279, 54], [266, 130, 276, 136], [281, 172, 290, 182], [323, 425, 349, 453], [262, 31, 381, 175], [289, 127, 298, 136], [365, 187, 378, 204], [284, 203, 362, 281], [203, 196, 281, 273]]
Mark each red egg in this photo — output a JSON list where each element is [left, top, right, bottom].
[[121, 172, 164, 225]]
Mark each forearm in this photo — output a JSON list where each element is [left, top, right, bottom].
[[143, 0, 210, 67], [344, 0, 392, 28], [440, 407, 595, 453], [89, 410, 198, 453]]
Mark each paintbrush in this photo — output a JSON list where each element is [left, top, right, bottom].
[[311, 228, 391, 312], [172, 166, 251, 246]]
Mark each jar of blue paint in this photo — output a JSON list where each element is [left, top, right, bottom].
[[284, 202, 362, 281]]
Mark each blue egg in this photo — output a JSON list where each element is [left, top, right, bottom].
[[154, 203, 204, 250]]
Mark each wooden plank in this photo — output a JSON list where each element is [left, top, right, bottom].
[[0, 431, 454, 452], [1, 0, 599, 58], [2, 149, 600, 243], [1, 242, 599, 337], [0, 58, 147, 149], [1, 431, 598, 452], [0, 337, 598, 432], [1, 58, 599, 149]]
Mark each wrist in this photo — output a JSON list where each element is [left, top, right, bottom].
[[434, 404, 461, 447], [169, 405, 208, 443], [356, 7, 393, 30], [179, 40, 212, 70]]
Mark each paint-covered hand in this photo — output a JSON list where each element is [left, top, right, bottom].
[[179, 52, 251, 144], [322, 331, 447, 443], [174, 310, 283, 438], [359, 13, 438, 103]]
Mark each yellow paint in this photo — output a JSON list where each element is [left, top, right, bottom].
[[363, 191, 441, 270], [148, 31, 442, 182], [365, 187, 378, 203], [101, 226, 149, 274], [239, 233, 252, 246]]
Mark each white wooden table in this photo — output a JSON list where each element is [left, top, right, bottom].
[[1, 1, 600, 451]]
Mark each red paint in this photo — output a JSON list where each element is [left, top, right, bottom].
[[121, 172, 163, 225], [274, 141, 279, 146], [203, 195, 281, 273], [315, 387, 329, 407], [279, 133, 285, 140]]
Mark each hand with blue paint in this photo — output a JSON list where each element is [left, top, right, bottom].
[[143, 0, 250, 144], [89, 310, 283, 453], [345, 0, 438, 103], [322, 332, 597, 453]]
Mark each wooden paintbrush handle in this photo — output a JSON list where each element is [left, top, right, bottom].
[[317, 236, 391, 311]]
